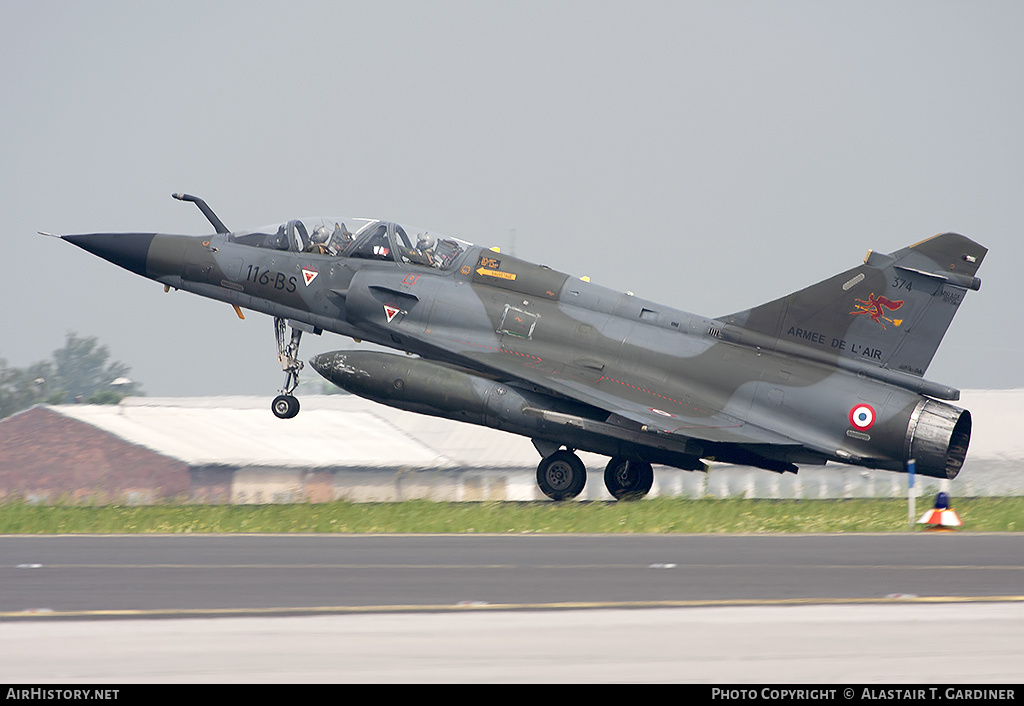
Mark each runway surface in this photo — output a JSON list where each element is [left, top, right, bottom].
[[3, 533, 1023, 682]]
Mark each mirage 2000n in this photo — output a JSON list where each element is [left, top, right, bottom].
[[53, 193, 985, 500]]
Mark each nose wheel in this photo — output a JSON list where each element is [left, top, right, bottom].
[[272, 393, 300, 419], [272, 317, 303, 419]]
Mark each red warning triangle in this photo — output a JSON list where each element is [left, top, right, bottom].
[[302, 268, 318, 286], [384, 305, 401, 323]]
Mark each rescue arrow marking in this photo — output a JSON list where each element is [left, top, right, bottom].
[[476, 267, 517, 281], [302, 268, 319, 286], [384, 305, 401, 323]]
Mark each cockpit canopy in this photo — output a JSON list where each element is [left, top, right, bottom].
[[229, 217, 470, 271]]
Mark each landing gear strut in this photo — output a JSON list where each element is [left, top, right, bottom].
[[272, 317, 302, 419], [536, 450, 587, 501]]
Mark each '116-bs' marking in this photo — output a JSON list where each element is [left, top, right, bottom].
[[246, 265, 297, 293]]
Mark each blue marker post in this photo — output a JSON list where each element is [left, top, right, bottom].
[[907, 458, 916, 530]]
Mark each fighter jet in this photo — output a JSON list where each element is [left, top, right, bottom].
[[54, 193, 986, 500]]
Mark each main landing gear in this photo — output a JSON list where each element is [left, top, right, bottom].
[[534, 447, 655, 502], [271, 317, 303, 419], [536, 450, 588, 501], [603, 457, 654, 501]]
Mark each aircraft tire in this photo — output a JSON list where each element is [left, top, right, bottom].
[[604, 457, 653, 501], [536, 451, 587, 501], [272, 394, 300, 419]]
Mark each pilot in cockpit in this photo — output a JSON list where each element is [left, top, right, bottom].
[[305, 225, 335, 255], [416, 233, 436, 267], [302, 222, 356, 256]]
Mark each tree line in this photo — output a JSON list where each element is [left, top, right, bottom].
[[0, 333, 143, 419]]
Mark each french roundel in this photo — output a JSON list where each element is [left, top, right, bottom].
[[848, 404, 876, 431]]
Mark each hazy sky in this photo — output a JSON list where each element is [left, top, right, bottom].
[[3, 1, 1022, 396]]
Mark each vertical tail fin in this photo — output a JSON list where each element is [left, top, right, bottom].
[[720, 233, 987, 377]]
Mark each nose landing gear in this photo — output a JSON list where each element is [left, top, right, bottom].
[[271, 317, 311, 419], [272, 392, 300, 419]]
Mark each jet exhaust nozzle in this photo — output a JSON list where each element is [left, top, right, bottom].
[[905, 399, 971, 479]]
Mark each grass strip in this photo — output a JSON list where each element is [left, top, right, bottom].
[[0, 497, 1020, 534]]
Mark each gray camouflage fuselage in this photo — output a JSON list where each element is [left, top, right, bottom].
[[60, 199, 985, 500]]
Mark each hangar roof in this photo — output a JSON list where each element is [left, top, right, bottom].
[[48, 395, 550, 470]]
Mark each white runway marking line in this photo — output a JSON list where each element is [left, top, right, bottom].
[[5, 594, 1024, 620]]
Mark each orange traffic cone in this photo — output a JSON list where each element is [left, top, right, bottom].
[[917, 492, 962, 531]]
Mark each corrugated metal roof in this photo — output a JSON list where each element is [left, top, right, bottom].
[[49, 396, 555, 470]]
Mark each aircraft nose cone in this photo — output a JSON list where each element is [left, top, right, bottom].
[[63, 233, 155, 277]]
